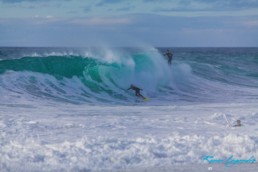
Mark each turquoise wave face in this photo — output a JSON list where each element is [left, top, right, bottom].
[[0, 56, 90, 78], [0, 47, 258, 104]]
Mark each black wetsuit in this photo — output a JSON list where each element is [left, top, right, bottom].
[[164, 51, 173, 64], [128, 85, 145, 99]]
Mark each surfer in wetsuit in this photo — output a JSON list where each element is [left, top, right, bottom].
[[127, 84, 146, 99], [234, 120, 242, 127], [163, 49, 173, 65]]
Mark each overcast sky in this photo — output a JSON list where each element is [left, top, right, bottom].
[[0, 0, 258, 47]]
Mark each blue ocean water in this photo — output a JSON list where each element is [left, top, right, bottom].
[[1, 47, 258, 171], [0, 47, 258, 105]]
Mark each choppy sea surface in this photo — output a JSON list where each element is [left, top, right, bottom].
[[0, 47, 258, 171]]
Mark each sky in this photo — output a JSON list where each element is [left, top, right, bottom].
[[0, 0, 258, 47]]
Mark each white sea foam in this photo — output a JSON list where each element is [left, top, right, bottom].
[[0, 134, 256, 171], [1, 47, 258, 171], [0, 103, 258, 171]]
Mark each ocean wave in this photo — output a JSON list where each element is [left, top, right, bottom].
[[0, 47, 258, 104]]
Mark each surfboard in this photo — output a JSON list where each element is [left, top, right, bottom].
[[143, 98, 150, 101], [223, 114, 231, 128]]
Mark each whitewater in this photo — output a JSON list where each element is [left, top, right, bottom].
[[0, 47, 258, 171]]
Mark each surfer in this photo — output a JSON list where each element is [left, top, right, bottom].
[[233, 120, 242, 127], [127, 84, 146, 99], [163, 49, 173, 65]]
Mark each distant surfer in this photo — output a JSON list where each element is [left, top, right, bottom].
[[163, 49, 173, 65], [127, 84, 146, 99], [233, 120, 242, 127]]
